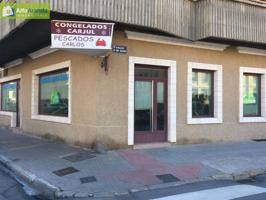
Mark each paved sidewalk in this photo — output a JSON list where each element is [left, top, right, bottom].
[[0, 128, 266, 199]]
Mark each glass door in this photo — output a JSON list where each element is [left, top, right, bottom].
[[134, 80, 153, 132], [16, 80, 20, 127], [134, 66, 167, 143]]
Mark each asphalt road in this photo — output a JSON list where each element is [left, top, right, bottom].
[[2, 168, 266, 200], [0, 169, 35, 200]]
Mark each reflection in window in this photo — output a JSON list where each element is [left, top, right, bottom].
[[134, 81, 152, 131], [192, 70, 213, 117], [39, 70, 69, 116], [157, 82, 165, 130], [135, 68, 166, 79], [243, 74, 261, 116], [1, 81, 17, 112]]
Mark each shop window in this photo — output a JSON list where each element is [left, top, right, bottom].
[[187, 62, 223, 124], [239, 67, 266, 123], [243, 73, 261, 117], [1, 81, 17, 112], [32, 60, 71, 124], [192, 70, 214, 118], [38, 70, 69, 117]]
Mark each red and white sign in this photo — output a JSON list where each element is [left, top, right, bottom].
[[51, 20, 114, 50]]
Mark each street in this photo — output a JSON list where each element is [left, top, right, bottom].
[[2, 167, 266, 200], [0, 0, 266, 200], [0, 169, 35, 200]]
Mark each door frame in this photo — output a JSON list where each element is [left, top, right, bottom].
[[128, 57, 177, 145], [16, 79, 20, 127]]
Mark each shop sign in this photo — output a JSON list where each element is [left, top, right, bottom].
[[51, 20, 114, 50], [112, 45, 127, 54]]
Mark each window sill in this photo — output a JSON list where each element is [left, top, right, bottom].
[[0, 111, 15, 116], [239, 117, 266, 123], [187, 117, 223, 124], [31, 114, 71, 124]]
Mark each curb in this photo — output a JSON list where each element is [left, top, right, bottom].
[[128, 177, 214, 194], [0, 155, 62, 200], [128, 169, 266, 195]]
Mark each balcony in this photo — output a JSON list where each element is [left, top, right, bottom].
[[0, 0, 266, 66]]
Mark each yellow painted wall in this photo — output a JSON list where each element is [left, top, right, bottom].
[[2, 31, 266, 148]]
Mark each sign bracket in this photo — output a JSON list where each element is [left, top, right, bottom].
[[99, 55, 109, 74]]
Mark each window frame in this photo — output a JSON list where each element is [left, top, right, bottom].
[[38, 68, 69, 117], [192, 69, 214, 118], [239, 67, 266, 123], [31, 60, 71, 124], [0, 74, 21, 128], [1, 79, 19, 112], [187, 62, 223, 124], [242, 73, 261, 117]]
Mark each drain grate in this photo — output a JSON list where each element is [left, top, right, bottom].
[[80, 176, 97, 184], [156, 174, 180, 183], [62, 151, 96, 163], [237, 178, 256, 184], [253, 139, 266, 142], [53, 167, 79, 177], [11, 158, 20, 162]]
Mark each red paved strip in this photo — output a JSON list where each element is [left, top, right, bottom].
[[116, 150, 201, 184]]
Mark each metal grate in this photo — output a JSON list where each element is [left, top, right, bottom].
[[62, 151, 96, 163], [253, 139, 266, 142], [156, 174, 180, 183], [53, 167, 79, 177], [80, 176, 97, 184], [237, 178, 256, 184]]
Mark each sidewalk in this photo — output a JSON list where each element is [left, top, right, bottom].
[[0, 128, 266, 199]]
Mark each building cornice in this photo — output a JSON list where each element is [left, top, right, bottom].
[[237, 47, 266, 56], [233, 0, 266, 8], [126, 31, 229, 51]]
